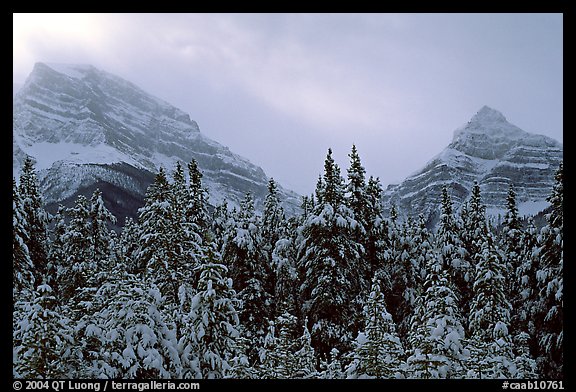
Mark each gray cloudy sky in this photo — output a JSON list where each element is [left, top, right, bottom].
[[13, 13, 563, 195]]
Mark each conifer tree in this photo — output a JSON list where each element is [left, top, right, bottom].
[[467, 233, 514, 378], [272, 218, 301, 317], [318, 348, 344, 379], [13, 284, 74, 378], [85, 269, 179, 379], [46, 206, 67, 297], [346, 278, 404, 379], [257, 313, 298, 378], [261, 178, 285, 307], [364, 176, 390, 277], [187, 160, 210, 233], [182, 244, 241, 379], [298, 148, 363, 357], [59, 195, 92, 304], [222, 193, 271, 349], [533, 163, 563, 378], [89, 189, 116, 276], [436, 185, 470, 320], [13, 178, 34, 302], [405, 258, 467, 379], [18, 157, 49, 282]]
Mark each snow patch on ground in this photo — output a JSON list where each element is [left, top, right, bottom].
[[21, 141, 142, 171]]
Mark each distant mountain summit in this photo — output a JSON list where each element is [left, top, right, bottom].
[[383, 106, 563, 224], [13, 62, 300, 222]]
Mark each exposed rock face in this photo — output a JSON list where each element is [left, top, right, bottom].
[[383, 106, 563, 225], [13, 62, 300, 222]]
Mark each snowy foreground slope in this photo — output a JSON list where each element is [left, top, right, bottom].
[[13, 62, 300, 221], [383, 106, 563, 223]]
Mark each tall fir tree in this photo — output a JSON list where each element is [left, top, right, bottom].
[[13, 178, 34, 302], [13, 284, 75, 378], [58, 195, 92, 304], [458, 182, 488, 322], [222, 193, 271, 351], [272, 217, 302, 318], [467, 233, 515, 378], [186, 160, 210, 233], [260, 178, 285, 310], [436, 185, 471, 322], [298, 148, 363, 357], [182, 244, 241, 379], [345, 278, 405, 379], [18, 157, 49, 282], [345, 145, 374, 299], [533, 163, 563, 379], [364, 176, 391, 279], [405, 257, 467, 379], [46, 206, 67, 298]]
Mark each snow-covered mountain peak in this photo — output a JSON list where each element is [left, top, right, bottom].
[[472, 105, 507, 124], [14, 62, 301, 220], [384, 106, 562, 225], [452, 106, 527, 144], [42, 62, 96, 79]]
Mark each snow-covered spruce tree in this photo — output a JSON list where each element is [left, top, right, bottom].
[[181, 244, 241, 379], [436, 185, 471, 323], [345, 278, 404, 379], [13, 178, 34, 303], [65, 191, 118, 377], [272, 217, 302, 318], [257, 313, 298, 378], [58, 195, 93, 304], [222, 193, 271, 351], [18, 157, 49, 282], [533, 163, 563, 379], [186, 160, 210, 233], [85, 269, 179, 379], [137, 167, 179, 304], [513, 332, 538, 379], [293, 319, 317, 378], [13, 284, 74, 378], [318, 348, 344, 379], [298, 148, 363, 358], [46, 206, 67, 298], [502, 183, 537, 365], [118, 217, 142, 275], [136, 167, 201, 333], [89, 189, 117, 274], [364, 176, 391, 278], [515, 217, 540, 357], [300, 194, 315, 220], [467, 232, 514, 378], [345, 145, 370, 292], [385, 213, 420, 341], [257, 313, 317, 379], [405, 258, 467, 379], [261, 178, 286, 308], [211, 200, 232, 253], [458, 181, 489, 318], [412, 214, 433, 286]]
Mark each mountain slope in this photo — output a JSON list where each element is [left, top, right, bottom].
[[13, 62, 300, 222], [383, 106, 563, 224]]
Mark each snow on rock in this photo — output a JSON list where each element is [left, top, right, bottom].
[[13, 62, 301, 219], [383, 106, 562, 224]]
